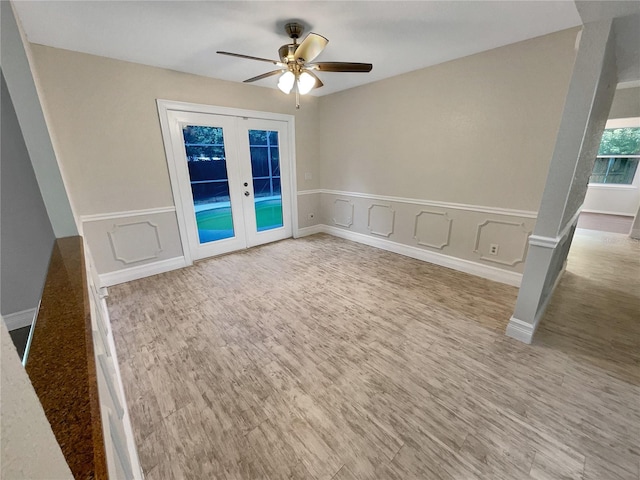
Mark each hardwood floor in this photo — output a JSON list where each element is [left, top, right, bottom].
[[107, 231, 640, 480]]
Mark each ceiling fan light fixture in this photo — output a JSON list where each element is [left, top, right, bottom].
[[218, 21, 372, 108], [297, 71, 316, 95], [277, 71, 295, 94]]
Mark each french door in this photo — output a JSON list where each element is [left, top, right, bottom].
[[162, 107, 293, 261]]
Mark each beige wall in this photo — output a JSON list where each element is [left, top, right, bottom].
[[30, 29, 579, 283], [609, 86, 640, 119], [30, 45, 321, 216], [317, 28, 579, 212]]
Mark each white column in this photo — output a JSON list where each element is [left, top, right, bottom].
[[506, 19, 618, 344]]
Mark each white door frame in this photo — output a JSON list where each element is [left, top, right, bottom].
[[157, 99, 298, 265]]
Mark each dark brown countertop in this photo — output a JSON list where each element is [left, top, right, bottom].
[[26, 236, 108, 479]]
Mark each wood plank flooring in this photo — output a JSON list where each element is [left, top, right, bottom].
[[107, 231, 640, 480]]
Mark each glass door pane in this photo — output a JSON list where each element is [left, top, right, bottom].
[[248, 129, 283, 231], [182, 125, 235, 243]]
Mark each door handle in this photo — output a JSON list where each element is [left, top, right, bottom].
[[244, 191, 250, 197]]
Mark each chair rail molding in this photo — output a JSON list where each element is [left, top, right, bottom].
[[296, 189, 323, 196], [80, 206, 177, 223], [313, 189, 538, 218], [528, 207, 583, 249]]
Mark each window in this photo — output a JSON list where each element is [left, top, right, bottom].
[[590, 127, 640, 185]]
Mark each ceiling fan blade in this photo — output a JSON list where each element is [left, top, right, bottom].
[[294, 33, 328, 63], [243, 70, 285, 83], [311, 62, 373, 73], [217, 51, 282, 66], [304, 70, 324, 89]]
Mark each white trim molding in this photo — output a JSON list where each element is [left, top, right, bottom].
[[585, 184, 636, 191], [80, 206, 176, 223], [2, 307, 37, 331], [316, 189, 538, 218], [529, 207, 582, 249], [297, 189, 323, 196], [99, 256, 187, 287], [605, 116, 640, 127], [528, 235, 560, 249], [367, 204, 395, 237], [505, 317, 536, 344], [615, 81, 640, 90], [473, 220, 530, 266], [108, 221, 163, 265], [581, 208, 636, 216], [506, 263, 566, 344], [414, 210, 452, 250], [318, 225, 522, 286], [333, 199, 354, 228], [296, 225, 325, 237]]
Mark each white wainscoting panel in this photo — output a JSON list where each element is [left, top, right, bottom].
[[414, 210, 452, 249], [474, 220, 531, 266], [108, 221, 163, 265], [82, 208, 185, 285], [302, 190, 537, 284], [333, 199, 354, 228], [367, 204, 395, 237], [296, 190, 321, 231]]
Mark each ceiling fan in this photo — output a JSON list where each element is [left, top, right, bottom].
[[217, 22, 373, 109]]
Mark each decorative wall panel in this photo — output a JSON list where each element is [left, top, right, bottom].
[[474, 220, 530, 266], [108, 221, 163, 265], [414, 211, 452, 249], [367, 204, 395, 237], [333, 199, 354, 228]]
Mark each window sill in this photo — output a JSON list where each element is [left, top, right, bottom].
[[587, 183, 637, 190]]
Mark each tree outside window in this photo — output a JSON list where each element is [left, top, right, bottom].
[[590, 127, 640, 185]]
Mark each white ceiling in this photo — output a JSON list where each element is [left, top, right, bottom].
[[13, 1, 584, 96]]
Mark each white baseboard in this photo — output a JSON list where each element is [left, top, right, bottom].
[[295, 225, 325, 237], [580, 209, 635, 217], [99, 256, 188, 287], [506, 259, 567, 344], [2, 308, 37, 331], [505, 317, 535, 344], [317, 225, 522, 287]]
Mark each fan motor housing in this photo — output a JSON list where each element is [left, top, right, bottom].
[[278, 44, 298, 63]]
